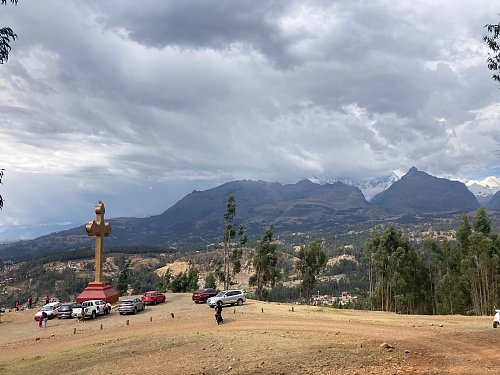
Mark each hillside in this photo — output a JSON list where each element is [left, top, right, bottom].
[[0, 169, 485, 260], [0, 293, 497, 374], [372, 167, 480, 214]]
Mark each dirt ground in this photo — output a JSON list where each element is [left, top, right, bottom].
[[0, 293, 499, 374]]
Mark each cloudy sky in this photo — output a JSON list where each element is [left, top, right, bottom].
[[0, 0, 499, 240]]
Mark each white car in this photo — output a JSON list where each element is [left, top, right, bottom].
[[72, 300, 111, 319], [207, 290, 246, 308], [34, 302, 61, 321]]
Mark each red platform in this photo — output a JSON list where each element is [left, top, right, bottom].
[[76, 282, 119, 304]]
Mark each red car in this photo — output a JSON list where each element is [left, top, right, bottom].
[[141, 291, 166, 305], [192, 288, 218, 304]]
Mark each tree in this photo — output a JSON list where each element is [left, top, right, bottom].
[[204, 272, 217, 289], [0, 0, 18, 65], [296, 238, 327, 303], [484, 21, 500, 84], [456, 213, 471, 254], [222, 196, 236, 290], [116, 259, 131, 296], [222, 196, 247, 289], [362, 228, 380, 310], [0, 168, 4, 209], [249, 224, 280, 300], [473, 207, 491, 236], [157, 268, 172, 292]]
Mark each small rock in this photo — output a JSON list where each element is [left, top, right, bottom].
[[380, 342, 394, 349], [404, 350, 410, 354], [35, 337, 41, 341], [439, 324, 443, 327]]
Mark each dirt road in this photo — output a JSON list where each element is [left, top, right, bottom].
[[0, 293, 499, 374]]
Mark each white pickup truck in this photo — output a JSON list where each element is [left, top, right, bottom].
[[72, 299, 112, 320]]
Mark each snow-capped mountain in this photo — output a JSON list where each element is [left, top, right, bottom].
[[308, 172, 400, 201], [465, 176, 500, 205]]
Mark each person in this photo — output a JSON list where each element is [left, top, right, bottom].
[[28, 296, 33, 309], [15, 300, 20, 311], [215, 304, 223, 325], [45, 295, 49, 305], [42, 311, 48, 328], [38, 314, 43, 328]]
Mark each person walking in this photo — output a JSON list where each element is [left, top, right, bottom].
[[38, 314, 43, 328], [28, 296, 33, 309], [42, 311, 48, 328], [215, 304, 223, 325]]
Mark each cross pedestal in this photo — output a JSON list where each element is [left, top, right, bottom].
[[76, 202, 119, 304]]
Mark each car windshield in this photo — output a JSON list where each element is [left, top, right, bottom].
[[121, 300, 134, 304], [145, 293, 154, 297], [215, 292, 225, 297], [41, 305, 54, 311]]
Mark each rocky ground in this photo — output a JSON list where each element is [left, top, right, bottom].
[[0, 293, 499, 374]]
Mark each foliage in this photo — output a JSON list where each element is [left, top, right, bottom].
[[296, 238, 327, 303], [170, 266, 199, 293], [249, 224, 280, 300], [484, 21, 500, 84], [157, 268, 172, 292], [204, 272, 217, 289], [0, 168, 4, 209], [0, 0, 18, 65], [361, 208, 500, 315], [221, 196, 247, 289], [116, 259, 131, 296]]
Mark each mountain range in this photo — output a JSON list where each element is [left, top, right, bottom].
[[0, 167, 493, 259]]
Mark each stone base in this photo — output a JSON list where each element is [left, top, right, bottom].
[[76, 282, 120, 304]]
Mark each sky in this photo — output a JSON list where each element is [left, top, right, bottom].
[[0, 0, 500, 240]]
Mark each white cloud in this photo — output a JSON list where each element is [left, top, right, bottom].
[[0, 0, 499, 239]]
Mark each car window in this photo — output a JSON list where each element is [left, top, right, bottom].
[[215, 292, 225, 297]]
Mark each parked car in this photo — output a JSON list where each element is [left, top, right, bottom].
[[56, 302, 80, 319], [141, 290, 166, 305], [34, 302, 61, 320], [192, 288, 217, 304], [71, 300, 111, 319], [118, 298, 145, 315], [207, 290, 246, 308]]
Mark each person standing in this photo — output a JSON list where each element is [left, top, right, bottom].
[[38, 314, 43, 328], [28, 296, 33, 309], [15, 300, 20, 311], [45, 295, 49, 305], [215, 304, 223, 325], [42, 311, 48, 328]]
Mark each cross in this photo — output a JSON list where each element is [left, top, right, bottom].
[[85, 201, 112, 283]]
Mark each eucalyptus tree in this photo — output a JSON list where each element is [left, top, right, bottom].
[[0, 0, 18, 64], [484, 20, 500, 84], [222, 196, 247, 289], [249, 224, 280, 300], [296, 238, 327, 303]]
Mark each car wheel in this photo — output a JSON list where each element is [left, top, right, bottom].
[[142, 305, 145, 311], [494, 321, 498, 328], [133, 307, 137, 315], [236, 299, 243, 306], [119, 312, 123, 315], [91, 311, 96, 320], [58, 316, 61, 319]]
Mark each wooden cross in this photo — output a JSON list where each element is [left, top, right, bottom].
[[85, 201, 111, 283]]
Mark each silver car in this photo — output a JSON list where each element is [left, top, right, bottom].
[[118, 298, 145, 315], [207, 290, 246, 308]]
